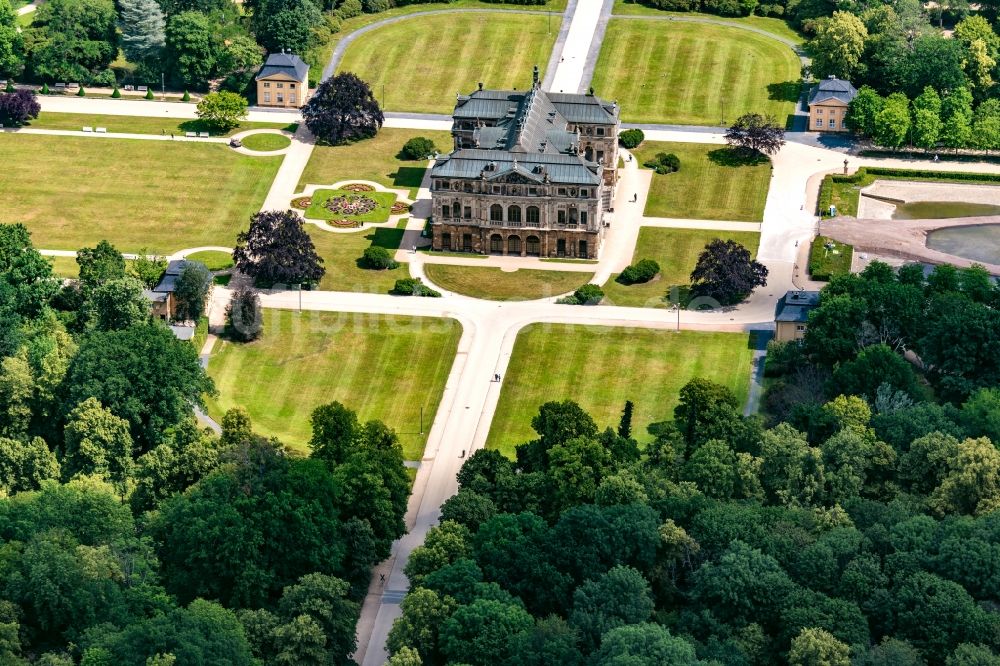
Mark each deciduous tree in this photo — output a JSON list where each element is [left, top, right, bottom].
[[303, 72, 383, 145], [788, 627, 851, 666], [25, 0, 118, 83], [164, 11, 217, 89], [225, 286, 263, 342], [809, 11, 868, 80], [872, 92, 911, 148], [63, 397, 134, 490], [724, 113, 785, 156], [76, 240, 125, 287], [62, 323, 214, 451], [689, 238, 768, 305], [0, 89, 38, 126], [911, 86, 942, 150], [173, 261, 212, 321], [233, 210, 325, 286], [0, 0, 23, 78], [195, 91, 248, 131], [86, 276, 150, 330]]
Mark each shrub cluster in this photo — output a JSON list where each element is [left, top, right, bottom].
[[362, 246, 399, 270], [617, 258, 660, 285], [400, 136, 438, 160], [618, 128, 645, 149], [558, 283, 605, 305], [392, 277, 441, 297], [643, 152, 681, 174]]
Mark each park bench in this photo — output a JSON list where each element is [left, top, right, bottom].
[[185, 132, 196, 138], [82, 127, 93, 132], [137, 86, 148, 92], [54, 83, 66, 91], [123, 85, 134, 91], [95, 127, 107, 133], [198, 132, 210, 138], [67, 82, 79, 90]]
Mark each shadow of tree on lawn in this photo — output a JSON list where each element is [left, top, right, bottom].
[[707, 147, 770, 168]]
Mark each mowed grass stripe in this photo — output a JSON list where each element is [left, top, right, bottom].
[[337, 13, 560, 115], [205, 309, 462, 460], [592, 20, 800, 125], [485, 326, 754, 458], [0, 133, 281, 253], [634, 141, 771, 221]]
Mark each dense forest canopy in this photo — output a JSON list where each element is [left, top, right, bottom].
[[387, 259, 1000, 666], [0, 223, 407, 664]]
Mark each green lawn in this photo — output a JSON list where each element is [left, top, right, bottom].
[[486, 326, 754, 457], [423, 264, 591, 300], [305, 189, 396, 223], [808, 235, 853, 280], [185, 250, 234, 271], [205, 309, 462, 460], [240, 133, 292, 151], [634, 142, 772, 221], [611, 1, 805, 44], [298, 128, 452, 199], [0, 134, 281, 253], [592, 19, 801, 125], [48, 255, 79, 278], [303, 0, 565, 83], [25, 111, 297, 137], [308, 220, 408, 293], [336, 12, 561, 114], [602, 227, 760, 308]]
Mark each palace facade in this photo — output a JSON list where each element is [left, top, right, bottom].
[[429, 68, 620, 259]]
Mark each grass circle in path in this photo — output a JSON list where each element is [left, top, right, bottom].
[[185, 250, 235, 271], [240, 133, 292, 152]]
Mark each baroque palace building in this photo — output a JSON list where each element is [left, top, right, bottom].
[[429, 67, 620, 259]]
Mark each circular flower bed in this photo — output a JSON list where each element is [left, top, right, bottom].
[[391, 201, 410, 214], [324, 194, 377, 217], [342, 183, 375, 192], [291, 197, 312, 209]]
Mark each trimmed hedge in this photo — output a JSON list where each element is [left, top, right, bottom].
[[619, 128, 645, 149], [865, 166, 1000, 182], [401, 136, 437, 160], [111, 87, 121, 98], [392, 277, 441, 297], [558, 283, 605, 305], [643, 152, 681, 174], [617, 258, 661, 285], [362, 246, 399, 270]]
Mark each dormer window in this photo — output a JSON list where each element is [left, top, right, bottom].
[[596, 127, 605, 136]]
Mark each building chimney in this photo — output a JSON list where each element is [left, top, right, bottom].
[[532, 65, 539, 88], [478, 81, 483, 91]]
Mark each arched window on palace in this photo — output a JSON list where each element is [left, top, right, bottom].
[[508, 205, 521, 225], [490, 204, 503, 223], [526, 206, 540, 225], [490, 234, 503, 253]]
